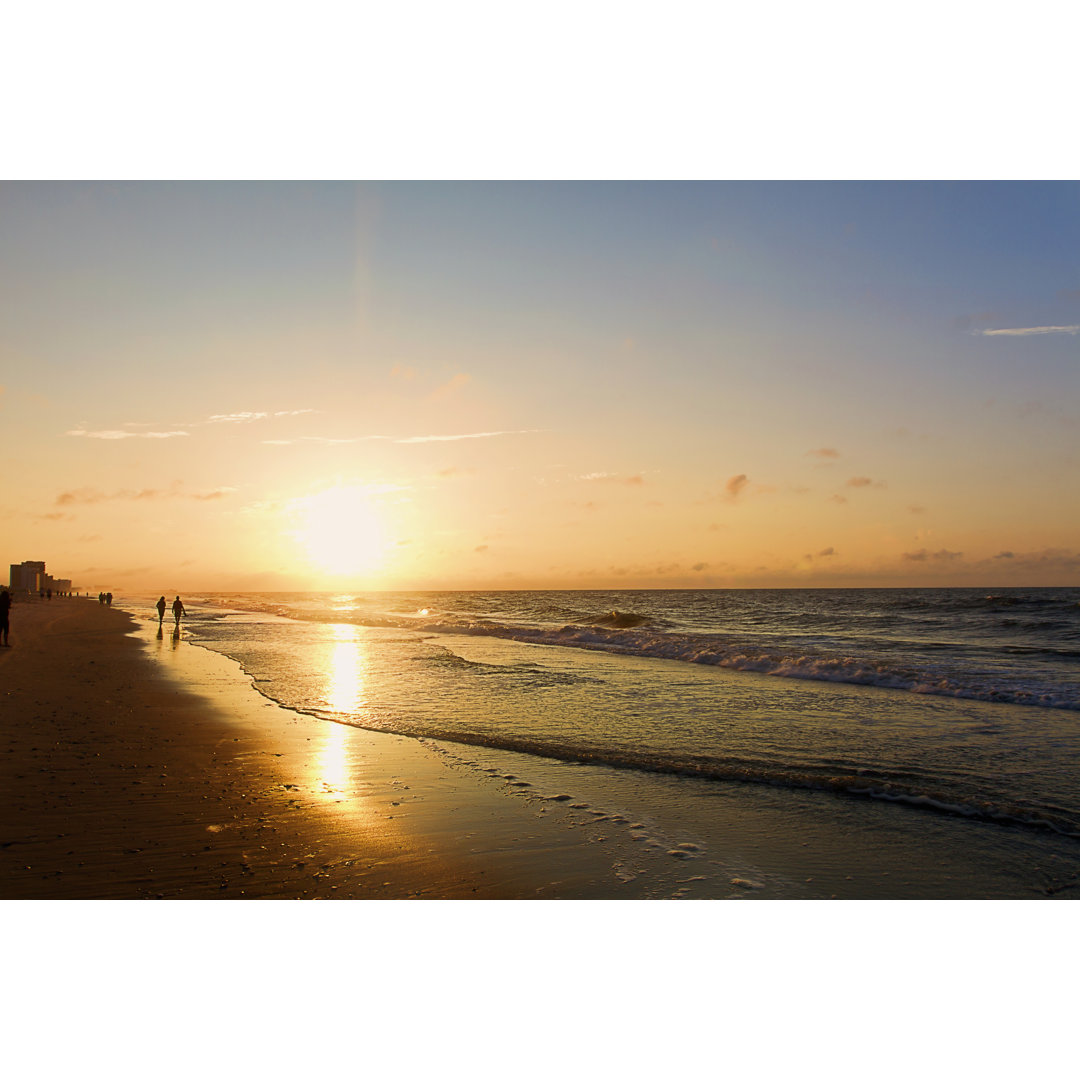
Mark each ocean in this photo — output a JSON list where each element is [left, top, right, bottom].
[[125, 587, 1080, 899]]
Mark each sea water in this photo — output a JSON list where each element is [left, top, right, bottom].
[[125, 588, 1080, 898]]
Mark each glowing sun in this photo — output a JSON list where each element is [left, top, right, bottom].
[[291, 485, 388, 577]]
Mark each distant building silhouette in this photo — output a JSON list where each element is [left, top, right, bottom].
[[9, 560, 75, 596], [9, 561, 46, 594]]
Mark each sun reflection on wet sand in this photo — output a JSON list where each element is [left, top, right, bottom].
[[314, 626, 368, 802], [316, 723, 351, 800]]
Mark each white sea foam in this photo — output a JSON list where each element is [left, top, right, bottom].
[[161, 588, 1080, 849], [392, 617, 1080, 711]]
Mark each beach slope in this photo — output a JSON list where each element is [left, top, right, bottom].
[[0, 599, 645, 899]]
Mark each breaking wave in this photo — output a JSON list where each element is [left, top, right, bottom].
[[382, 618, 1080, 711], [195, 590, 1080, 711]]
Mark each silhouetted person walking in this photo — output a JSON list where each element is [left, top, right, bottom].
[[156, 596, 167, 626], [172, 596, 186, 628], [0, 588, 11, 646]]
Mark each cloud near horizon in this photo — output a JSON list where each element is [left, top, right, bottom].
[[985, 547, 1080, 571], [902, 548, 964, 562]]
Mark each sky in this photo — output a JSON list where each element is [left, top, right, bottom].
[[2, 180, 1078, 593]]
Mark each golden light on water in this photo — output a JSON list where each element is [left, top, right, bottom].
[[324, 623, 368, 714], [327, 645, 363, 713], [314, 626, 368, 800]]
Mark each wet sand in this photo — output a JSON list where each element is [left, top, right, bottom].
[[0, 598, 658, 899]]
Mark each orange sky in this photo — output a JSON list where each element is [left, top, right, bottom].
[[3, 182, 1078, 593]]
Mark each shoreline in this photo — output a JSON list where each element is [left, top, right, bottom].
[[5, 597, 1077, 900], [0, 598, 659, 899]]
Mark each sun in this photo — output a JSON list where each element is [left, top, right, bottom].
[[290, 485, 388, 578]]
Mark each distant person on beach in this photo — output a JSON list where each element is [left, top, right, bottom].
[[0, 587, 10, 646], [106, 592, 113, 607], [156, 596, 167, 626], [172, 596, 186, 627]]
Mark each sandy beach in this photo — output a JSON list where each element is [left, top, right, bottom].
[[0, 598, 660, 899]]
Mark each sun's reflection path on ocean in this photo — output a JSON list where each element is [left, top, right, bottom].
[[327, 626, 365, 714], [314, 624, 369, 802]]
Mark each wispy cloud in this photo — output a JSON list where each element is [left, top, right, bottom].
[[58, 488, 160, 504], [206, 412, 271, 424], [396, 429, 540, 444], [902, 548, 964, 562], [846, 476, 885, 489], [725, 474, 749, 500], [428, 373, 471, 400], [205, 409, 317, 424], [806, 447, 840, 459], [263, 435, 371, 446], [67, 409, 317, 440], [579, 472, 645, 485], [262, 429, 541, 447], [66, 428, 190, 440], [977, 325, 1080, 337], [57, 486, 236, 505]]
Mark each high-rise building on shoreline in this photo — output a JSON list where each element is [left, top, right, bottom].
[[8, 560, 74, 595]]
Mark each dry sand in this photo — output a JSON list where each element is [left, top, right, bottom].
[[0, 597, 653, 899]]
